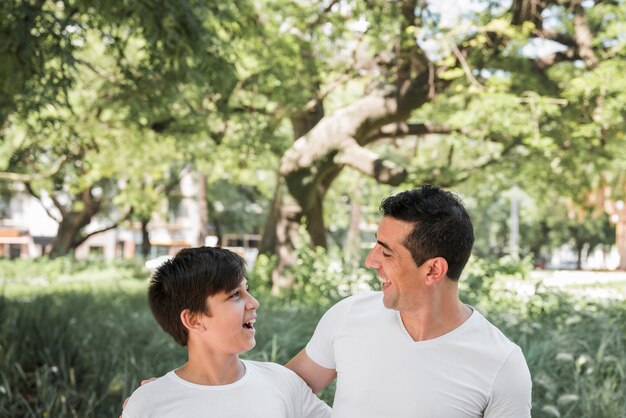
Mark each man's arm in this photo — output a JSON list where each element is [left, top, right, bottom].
[[286, 349, 336, 394], [484, 348, 532, 417]]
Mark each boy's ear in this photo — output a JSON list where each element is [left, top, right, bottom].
[[180, 309, 206, 333]]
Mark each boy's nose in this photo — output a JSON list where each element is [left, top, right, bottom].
[[247, 295, 260, 310]]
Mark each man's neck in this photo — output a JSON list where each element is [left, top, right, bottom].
[[176, 351, 245, 386], [399, 293, 472, 342]]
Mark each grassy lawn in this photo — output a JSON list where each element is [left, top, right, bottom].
[[1, 259, 625, 417], [564, 279, 626, 292], [0, 259, 331, 417]]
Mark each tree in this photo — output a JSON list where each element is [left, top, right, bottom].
[[247, 0, 626, 287], [0, 0, 252, 256]]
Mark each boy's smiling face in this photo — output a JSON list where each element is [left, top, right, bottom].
[[200, 279, 259, 355]]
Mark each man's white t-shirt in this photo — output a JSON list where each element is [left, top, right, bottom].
[[306, 292, 531, 418], [122, 360, 331, 418]]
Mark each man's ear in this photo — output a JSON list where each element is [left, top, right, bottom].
[[424, 257, 448, 286], [180, 309, 206, 334]]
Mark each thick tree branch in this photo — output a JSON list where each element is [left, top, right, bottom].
[[450, 41, 484, 89], [572, 2, 599, 68], [532, 28, 577, 48], [365, 122, 470, 142], [304, 27, 370, 113], [23, 183, 63, 222], [510, 0, 546, 27], [0, 156, 67, 183], [396, 0, 430, 96], [72, 207, 134, 248], [535, 48, 578, 70], [308, 0, 341, 28], [419, 136, 524, 186], [74, 58, 117, 83], [335, 141, 407, 185]]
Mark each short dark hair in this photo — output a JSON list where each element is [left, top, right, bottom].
[[148, 246, 246, 346], [380, 185, 474, 280]]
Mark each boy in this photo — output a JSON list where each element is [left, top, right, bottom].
[[123, 246, 330, 418]]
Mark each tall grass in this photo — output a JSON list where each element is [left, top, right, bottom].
[[1, 256, 625, 417], [462, 258, 626, 418]]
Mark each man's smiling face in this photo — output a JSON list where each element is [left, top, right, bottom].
[[365, 216, 429, 312]]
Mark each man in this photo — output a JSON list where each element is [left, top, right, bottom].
[[286, 185, 532, 417], [123, 247, 330, 418]]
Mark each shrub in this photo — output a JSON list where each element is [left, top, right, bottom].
[[1, 257, 624, 417]]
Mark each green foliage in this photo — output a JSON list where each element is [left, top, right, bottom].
[[460, 255, 533, 305], [455, 256, 626, 417], [254, 240, 375, 308], [0, 256, 145, 288], [4, 0, 626, 267], [0, 259, 335, 415], [486, 289, 626, 418], [0, 289, 185, 417], [2, 259, 626, 415], [0, 0, 264, 256]]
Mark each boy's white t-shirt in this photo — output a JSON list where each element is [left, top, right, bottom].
[[122, 360, 331, 418]]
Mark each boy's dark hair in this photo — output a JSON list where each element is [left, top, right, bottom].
[[148, 246, 246, 346], [380, 184, 474, 280]]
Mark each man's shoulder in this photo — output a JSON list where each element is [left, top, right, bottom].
[[315, 291, 386, 329], [331, 290, 382, 310], [468, 310, 523, 357]]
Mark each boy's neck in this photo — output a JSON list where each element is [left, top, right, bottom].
[[175, 354, 245, 386]]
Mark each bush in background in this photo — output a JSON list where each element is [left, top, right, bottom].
[[0, 256, 624, 417]]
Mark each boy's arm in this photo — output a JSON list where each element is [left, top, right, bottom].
[[286, 349, 336, 394]]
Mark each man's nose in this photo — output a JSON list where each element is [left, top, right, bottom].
[[365, 245, 379, 269]]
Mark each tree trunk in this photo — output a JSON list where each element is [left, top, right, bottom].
[[50, 216, 83, 257], [50, 212, 95, 257], [271, 187, 305, 292], [267, 0, 462, 289], [269, 91, 429, 288], [259, 174, 282, 255], [207, 199, 223, 246], [575, 242, 584, 270], [49, 189, 102, 258], [617, 220, 626, 270], [197, 171, 208, 246], [141, 217, 151, 258], [346, 177, 362, 269], [266, 3, 442, 288]]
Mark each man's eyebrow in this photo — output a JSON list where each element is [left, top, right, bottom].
[[374, 234, 393, 252]]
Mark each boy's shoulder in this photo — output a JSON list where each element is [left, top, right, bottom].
[[122, 372, 179, 416], [243, 359, 292, 376], [130, 371, 176, 396], [243, 360, 304, 386]]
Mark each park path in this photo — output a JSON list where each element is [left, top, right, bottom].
[[529, 270, 626, 300]]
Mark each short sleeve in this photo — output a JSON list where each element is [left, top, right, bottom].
[[305, 297, 354, 370], [484, 347, 532, 418], [288, 369, 332, 418]]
